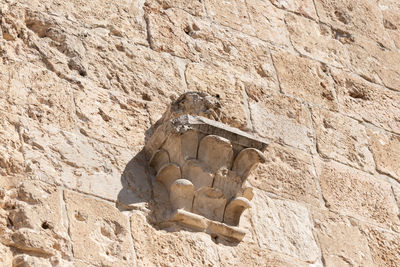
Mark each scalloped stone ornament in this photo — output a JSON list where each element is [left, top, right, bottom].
[[145, 92, 268, 241]]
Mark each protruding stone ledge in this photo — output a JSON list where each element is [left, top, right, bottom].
[[145, 92, 268, 241]]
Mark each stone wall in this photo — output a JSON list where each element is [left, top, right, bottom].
[[0, 0, 399, 266]]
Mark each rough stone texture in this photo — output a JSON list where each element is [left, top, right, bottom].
[[252, 189, 321, 264], [332, 68, 400, 134], [248, 92, 314, 152], [65, 191, 135, 267], [312, 107, 375, 173], [315, 159, 400, 230], [249, 144, 322, 207], [1, 0, 400, 265], [312, 210, 375, 267], [367, 127, 400, 181], [360, 224, 400, 267], [0, 179, 72, 264], [272, 51, 338, 110], [285, 12, 350, 68]]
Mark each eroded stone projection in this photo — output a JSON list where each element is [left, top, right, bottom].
[[145, 92, 267, 241]]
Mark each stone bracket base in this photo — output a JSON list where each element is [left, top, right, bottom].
[[169, 209, 246, 242]]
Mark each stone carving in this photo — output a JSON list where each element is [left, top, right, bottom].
[[145, 92, 268, 241]]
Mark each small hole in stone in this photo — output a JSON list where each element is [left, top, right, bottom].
[[123, 256, 127, 260], [106, 251, 110, 255], [142, 93, 152, 101], [41, 221, 50, 229], [215, 94, 220, 99], [79, 70, 87, 77]]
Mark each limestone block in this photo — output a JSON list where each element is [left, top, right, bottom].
[[311, 107, 375, 173], [145, 5, 279, 82], [360, 224, 400, 267], [0, 243, 12, 267], [245, 0, 291, 48], [284, 13, 350, 68], [312, 210, 375, 267], [45, 0, 147, 44], [74, 85, 150, 149], [251, 189, 321, 263], [332, 69, 400, 134], [0, 180, 72, 259], [131, 212, 220, 267], [271, 0, 318, 20], [249, 95, 313, 152], [379, 0, 400, 49], [367, 127, 400, 181], [64, 191, 135, 267], [272, 51, 338, 110], [315, 159, 400, 230], [17, 118, 149, 205], [0, 62, 75, 131], [346, 34, 400, 91], [204, 0, 254, 35], [0, 111, 24, 176], [314, 0, 393, 48], [249, 143, 322, 207], [154, 0, 206, 17]]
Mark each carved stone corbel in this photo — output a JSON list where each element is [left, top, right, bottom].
[[145, 92, 268, 241]]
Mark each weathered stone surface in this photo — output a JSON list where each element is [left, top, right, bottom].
[[185, 63, 249, 130], [74, 85, 150, 148], [312, 210, 375, 267], [155, 0, 206, 17], [315, 159, 400, 230], [0, 180, 72, 260], [204, 0, 254, 34], [332, 69, 400, 134], [251, 189, 321, 263], [131, 212, 220, 267], [271, 0, 318, 20], [0, 62, 75, 131], [0, 112, 24, 176], [41, 0, 147, 45], [248, 93, 314, 152], [245, 0, 291, 47], [19, 118, 142, 204], [367, 127, 400, 181], [272, 51, 338, 110], [1, 0, 400, 264], [0, 242, 12, 267], [346, 34, 400, 91], [379, 0, 400, 49], [145, 4, 280, 80], [311, 107, 375, 173], [249, 144, 322, 207], [285, 13, 350, 68], [360, 225, 400, 267], [314, 0, 393, 48], [65, 191, 135, 266]]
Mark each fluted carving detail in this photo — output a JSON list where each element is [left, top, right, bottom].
[[145, 92, 267, 241]]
